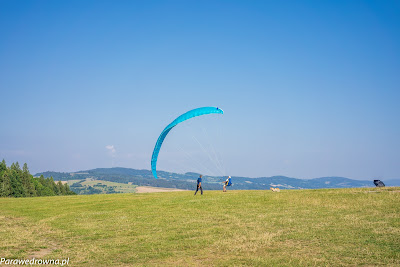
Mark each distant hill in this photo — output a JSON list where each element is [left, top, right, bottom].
[[34, 167, 387, 191], [384, 179, 400, 187]]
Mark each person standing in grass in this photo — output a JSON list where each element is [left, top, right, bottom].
[[223, 176, 232, 192], [194, 175, 203, 195]]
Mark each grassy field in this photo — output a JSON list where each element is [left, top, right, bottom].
[[64, 179, 137, 194], [0, 187, 399, 266]]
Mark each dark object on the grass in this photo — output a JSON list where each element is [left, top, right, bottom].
[[373, 180, 385, 187]]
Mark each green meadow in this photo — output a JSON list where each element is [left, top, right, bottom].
[[65, 179, 137, 194], [1, 187, 399, 266]]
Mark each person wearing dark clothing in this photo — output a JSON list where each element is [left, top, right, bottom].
[[195, 175, 203, 195]]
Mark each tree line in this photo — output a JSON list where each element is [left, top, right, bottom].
[[0, 160, 75, 197]]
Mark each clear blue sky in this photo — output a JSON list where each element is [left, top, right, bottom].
[[1, 0, 399, 180]]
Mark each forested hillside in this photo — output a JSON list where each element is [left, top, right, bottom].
[[36, 167, 381, 190], [0, 160, 75, 197]]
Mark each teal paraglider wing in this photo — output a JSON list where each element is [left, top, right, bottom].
[[151, 107, 224, 179]]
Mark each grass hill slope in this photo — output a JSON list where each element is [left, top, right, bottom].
[[1, 188, 399, 266]]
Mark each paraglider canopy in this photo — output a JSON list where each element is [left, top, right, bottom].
[[373, 180, 385, 187], [151, 107, 224, 179]]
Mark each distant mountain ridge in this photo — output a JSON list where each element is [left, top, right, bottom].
[[35, 167, 399, 190]]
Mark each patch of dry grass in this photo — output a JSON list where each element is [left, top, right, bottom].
[[0, 215, 64, 259]]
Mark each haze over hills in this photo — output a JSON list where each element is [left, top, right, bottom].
[[35, 167, 399, 190]]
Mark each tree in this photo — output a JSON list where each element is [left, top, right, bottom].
[[0, 159, 6, 174], [49, 177, 59, 195], [11, 162, 21, 172], [1, 172, 12, 197], [41, 186, 55, 196], [22, 163, 36, 197], [9, 167, 24, 197], [32, 178, 44, 196], [39, 175, 46, 186], [0, 159, 6, 190], [57, 181, 66, 195], [64, 183, 75, 195]]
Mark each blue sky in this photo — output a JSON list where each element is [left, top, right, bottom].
[[1, 0, 399, 180]]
